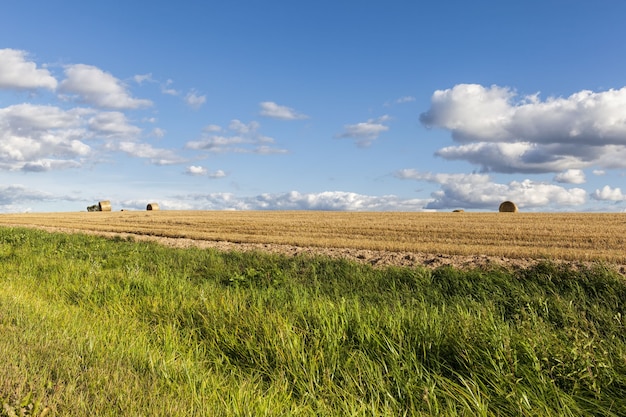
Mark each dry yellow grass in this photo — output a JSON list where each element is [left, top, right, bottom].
[[1, 210, 625, 263]]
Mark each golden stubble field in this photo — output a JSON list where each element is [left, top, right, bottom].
[[1, 210, 625, 272]]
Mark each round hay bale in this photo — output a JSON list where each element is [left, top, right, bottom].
[[452, 209, 464, 213], [98, 200, 112, 212], [146, 203, 160, 211], [499, 201, 518, 213]]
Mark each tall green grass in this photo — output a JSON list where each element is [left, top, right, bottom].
[[1, 227, 625, 416]]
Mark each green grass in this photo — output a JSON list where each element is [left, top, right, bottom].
[[1, 227, 625, 416]]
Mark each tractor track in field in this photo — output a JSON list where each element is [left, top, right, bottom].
[[13, 224, 626, 277]]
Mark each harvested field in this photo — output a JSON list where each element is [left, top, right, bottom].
[[1, 210, 625, 274]]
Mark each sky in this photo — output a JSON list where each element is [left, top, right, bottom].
[[1, 0, 626, 213]]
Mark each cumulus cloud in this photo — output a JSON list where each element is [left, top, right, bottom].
[[0, 48, 58, 90], [592, 185, 625, 201], [554, 169, 586, 184], [22, 159, 82, 172], [185, 90, 206, 109], [395, 169, 587, 210], [87, 111, 142, 139], [0, 103, 83, 131], [421, 84, 626, 172], [186, 165, 207, 176], [114, 191, 432, 212], [186, 166, 227, 178], [336, 115, 390, 147], [0, 100, 159, 171], [186, 135, 245, 152], [106, 141, 184, 165], [174, 191, 429, 211], [0, 103, 91, 171], [186, 120, 288, 154], [434, 142, 576, 173], [0, 49, 199, 176], [229, 119, 259, 135], [250, 191, 424, 211], [59, 64, 152, 109], [259, 101, 309, 120]]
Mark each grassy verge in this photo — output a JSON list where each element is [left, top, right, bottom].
[[1, 227, 625, 416]]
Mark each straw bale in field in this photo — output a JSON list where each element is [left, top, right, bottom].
[[147, 203, 160, 211], [98, 200, 112, 212], [499, 201, 518, 212]]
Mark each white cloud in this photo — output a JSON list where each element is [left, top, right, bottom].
[[133, 73, 154, 84], [175, 190, 428, 211], [336, 115, 390, 147], [186, 120, 287, 154], [185, 90, 206, 109], [0, 103, 91, 171], [208, 169, 226, 179], [421, 84, 626, 172], [117, 198, 197, 211], [395, 169, 587, 210], [106, 141, 184, 165], [229, 119, 259, 134], [0, 48, 58, 90], [186, 166, 226, 178], [0, 103, 83, 131], [0, 101, 163, 171], [251, 191, 410, 210], [176, 192, 243, 210], [186, 165, 207, 176], [593, 170, 606, 176], [186, 135, 246, 151], [434, 141, 589, 173], [59, 64, 152, 109], [22, 159, 82, 172], [592, 185, 625, 201], [554, 169, 586, 184], [259, 101, 309, 120], [87, 111, 142, 139], [420, 84, 514, 142]]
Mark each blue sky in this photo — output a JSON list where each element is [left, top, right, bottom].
[[1, 0, 626, 212]]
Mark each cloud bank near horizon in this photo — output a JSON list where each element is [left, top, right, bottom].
[[394, 170, 588, 210], [0, 186, 430, 213]]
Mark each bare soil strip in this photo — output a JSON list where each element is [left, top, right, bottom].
[[2, 215, 624, 276]]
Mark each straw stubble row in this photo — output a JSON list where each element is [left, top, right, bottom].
[[1, 211, 624, 263]]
